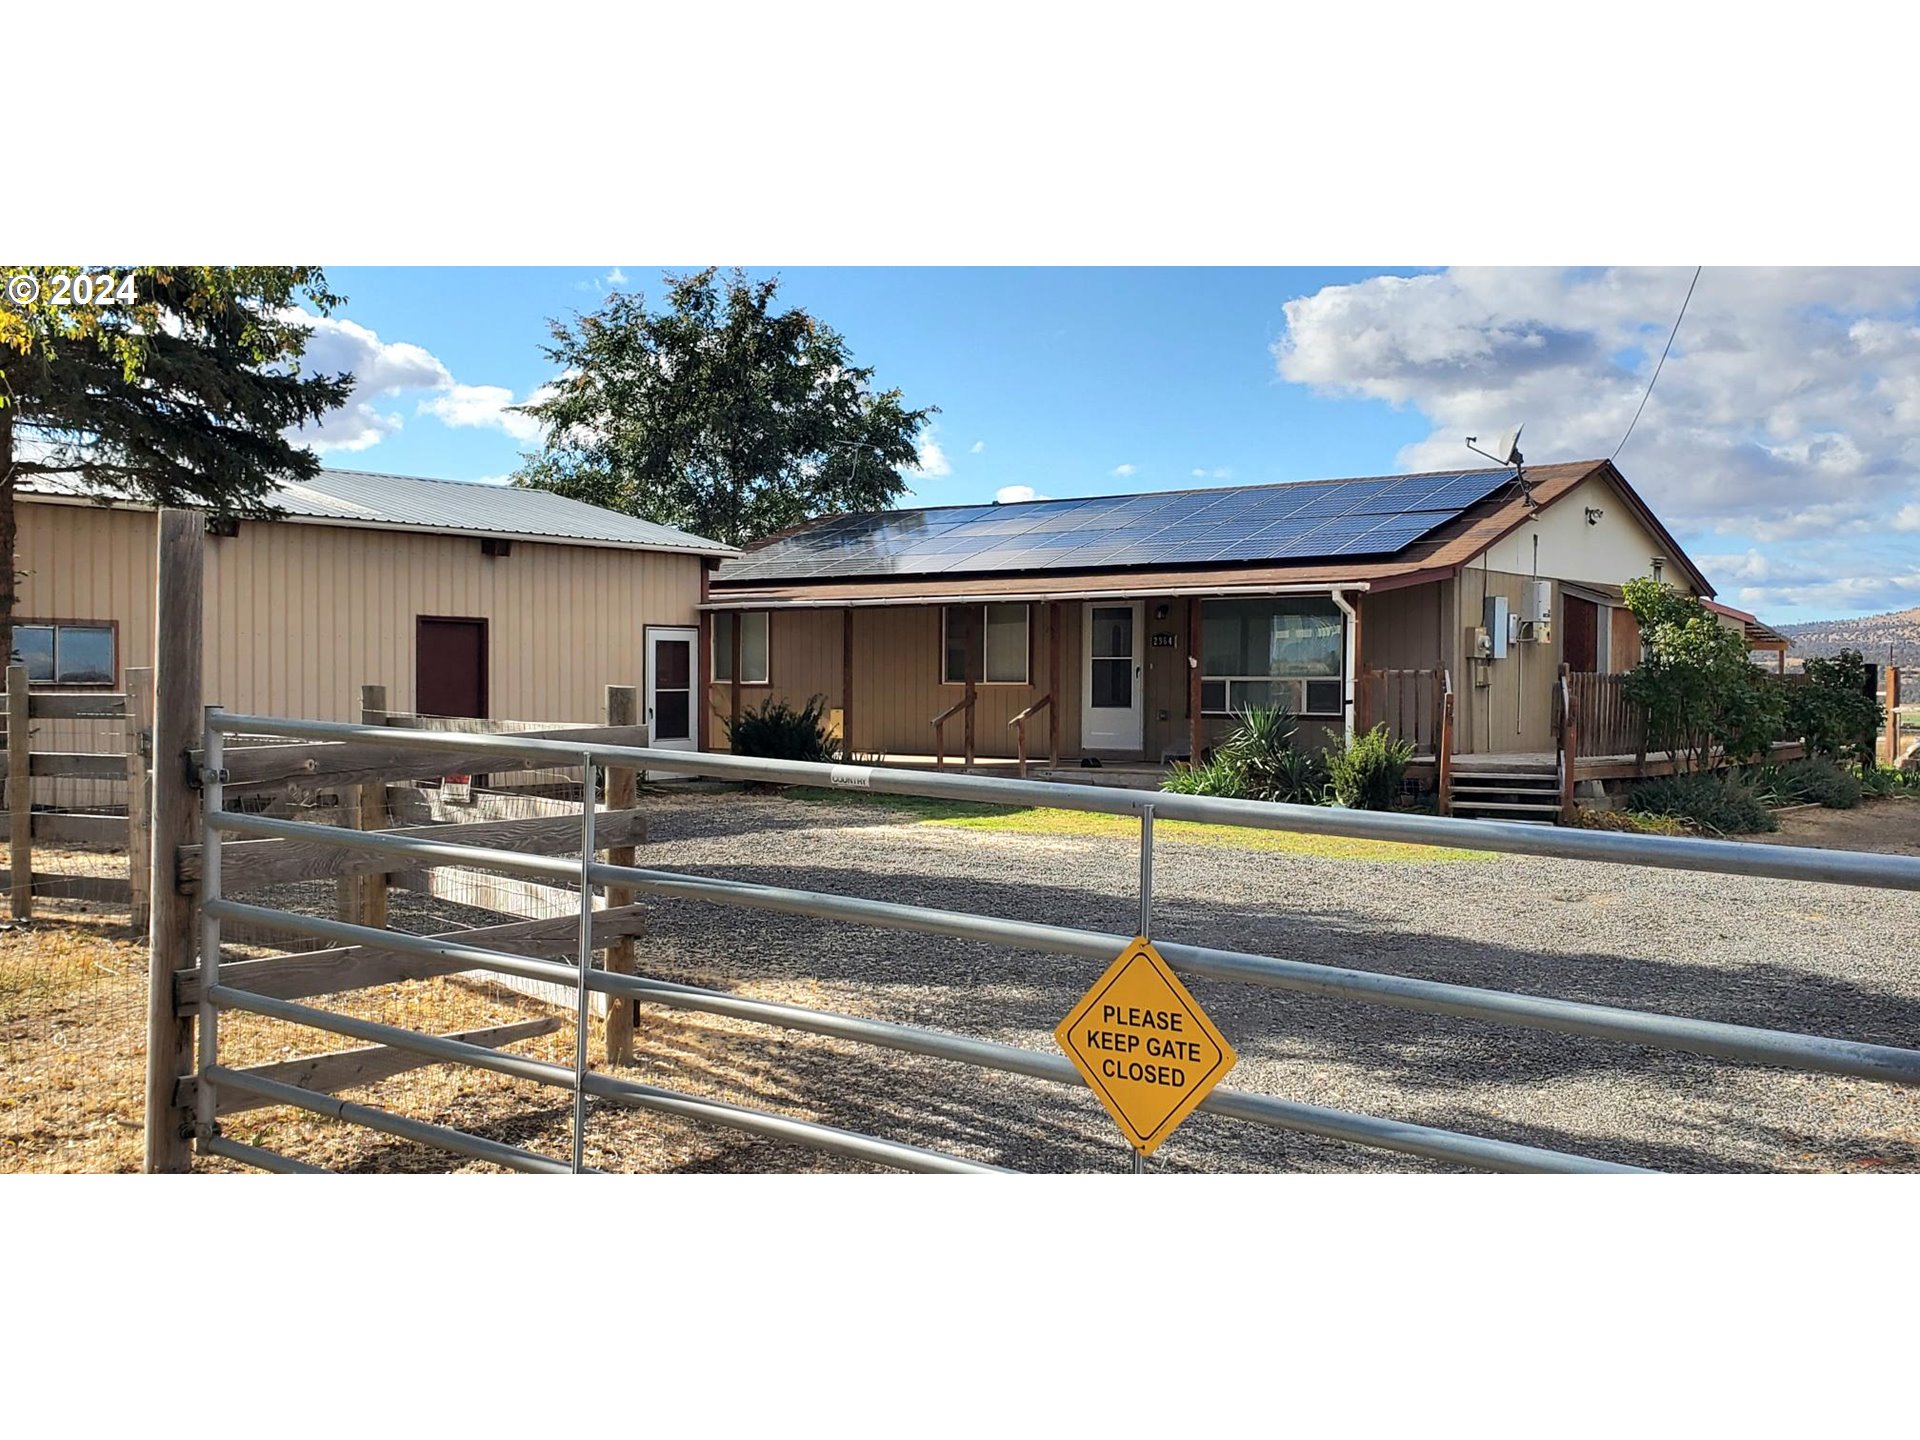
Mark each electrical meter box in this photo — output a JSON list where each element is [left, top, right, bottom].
[[1522, 580, 1553, 624], [1481, 595, 1510, 659]]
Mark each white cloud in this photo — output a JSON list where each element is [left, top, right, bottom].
[[286, 308, 556, 456], [418, 383, 550, 444], [1275, 266, 1920, 617], [1110, 463, 1136, 478], [909, 427, 952, 478], [995, 485, 1049, 504], [607, 267, 628, 285], [1894, 503, 1920, 532], [1190, 467, 1233, 480], [969, 440, 986, 454], [288, 312, 453, 453]]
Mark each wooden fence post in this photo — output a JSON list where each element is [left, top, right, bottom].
[[8, 663, 29, 919], [145, 509, 203, 1172], [359, 685, 389, 930], [604, 684, 640, 1065], [1888, 666, 1902, 767], [126, 667, 154, 932]]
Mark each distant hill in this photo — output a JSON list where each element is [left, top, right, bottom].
[[1776, 607, 1920, 668]]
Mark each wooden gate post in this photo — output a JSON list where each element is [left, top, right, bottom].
[[603, 684, 640, 1065], [8, 663, 29, 919], [145, 510, 203, 1172], [359, 685, 389, 930], [1888, 667, 1902, 767], [126, 668, 155, 932]]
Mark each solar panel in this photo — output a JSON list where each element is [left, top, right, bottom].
[[714, 468, 1516, 582]]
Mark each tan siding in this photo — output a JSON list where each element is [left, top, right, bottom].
[[17, 500, 702, 804], [1453, 565, 1559, 754]]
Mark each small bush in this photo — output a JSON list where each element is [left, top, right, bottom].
[[1160, 755, 1245, 797], [1787, 756, 1863, 809], [1788, 648, 1881, 766], [1324, 723, 1417, 811], [724, 694, 843, 762], [1630, 771, 1778, 834], [1571, 809, 1691, 836]]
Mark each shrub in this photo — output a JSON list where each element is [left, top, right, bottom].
[[724, 694, 843, 762], [1630, 771, 1777, 834], [1787, 649, 1882, 767], [1570, 809, 1691, 836], [1787, 756, 1863, 809], [1161, 755, 1245, 797], [1324, 723, 1416, 811], [1620, 576, 1784, 768]]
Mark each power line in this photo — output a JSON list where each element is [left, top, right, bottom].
[[1612, 265, 1701, 461]]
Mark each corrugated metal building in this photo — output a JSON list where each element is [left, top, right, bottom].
[[16, 469, 732, 805]]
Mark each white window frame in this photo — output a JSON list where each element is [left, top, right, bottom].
[[941, 603, 1030, 686], [1200, 601, 1345, 718], [712, 610, 770, 686]]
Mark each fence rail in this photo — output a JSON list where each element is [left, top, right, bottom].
[[149, 706, 1920, 1179]]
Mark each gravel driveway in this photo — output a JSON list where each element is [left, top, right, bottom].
[[603, 787, 1920, 1174]]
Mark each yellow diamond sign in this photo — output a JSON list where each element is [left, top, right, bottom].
[[1055, 937, 1236, 1157]]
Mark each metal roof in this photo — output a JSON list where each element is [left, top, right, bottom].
[[716, 467, 1520, 585], [21, 467, 735, 557]]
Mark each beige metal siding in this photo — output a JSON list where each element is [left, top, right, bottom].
[[17, 499, 702, 803]]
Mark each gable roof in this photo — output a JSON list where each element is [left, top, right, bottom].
[[710, 458, 1713, 604], [20, 467, 735, 557]]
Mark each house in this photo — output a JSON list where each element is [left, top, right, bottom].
[[700, 458, 1717, 785], [15, 468, 732, 806]]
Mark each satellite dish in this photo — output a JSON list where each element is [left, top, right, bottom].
[[1465, 423, 1525, 468]]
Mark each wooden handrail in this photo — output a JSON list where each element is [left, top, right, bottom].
[[1555, 663, 1577, 824], [1008, 693, 1054, 778], [932, 690, 978, 770], [1435, 669, 1455, 817]]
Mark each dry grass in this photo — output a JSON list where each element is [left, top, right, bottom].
[[1, 892, 910, 1175]]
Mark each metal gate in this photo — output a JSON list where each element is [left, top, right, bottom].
[[157, 708, 1920, 1175]]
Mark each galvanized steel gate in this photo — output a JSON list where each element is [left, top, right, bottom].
[[160, 709, 1920, 1175]]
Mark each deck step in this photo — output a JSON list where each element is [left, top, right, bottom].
[[1449, 770, 1556, 782], [1452, 800, 1562, 813]]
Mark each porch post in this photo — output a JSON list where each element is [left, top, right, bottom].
[[1047, 601, 1062, 767], [1331, 588, 1359, 746], [729, 613, 742, 746], [842, 607, 855, 760], [962, 605, 977, 768], [1187, 596, 1203, 766], [697, 561, 712, 751]]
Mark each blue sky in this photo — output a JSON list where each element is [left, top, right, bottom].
[[296, 266, 1920, 622]]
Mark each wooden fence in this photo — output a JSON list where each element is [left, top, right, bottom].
[[1564, 671, 1644, 761], [1, 664, 150, 921], [1355, 667, 1447, 756]]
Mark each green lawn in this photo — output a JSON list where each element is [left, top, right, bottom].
[[785, 787, 1489, 863]]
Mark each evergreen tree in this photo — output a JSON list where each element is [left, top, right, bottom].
[[0, 265, 352, 664]]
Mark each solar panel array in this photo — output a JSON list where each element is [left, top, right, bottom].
[[717, 470, 1515, 583]]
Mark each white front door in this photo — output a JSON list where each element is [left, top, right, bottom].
[[645, 628, 699, 775], [1082, 602, 1143, 751]]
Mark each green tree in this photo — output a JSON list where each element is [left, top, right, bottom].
[[511, 268, 936, 548], [1620, 576, 1783, 770], [0, 265, 351, 663], [1788, 648, 1882, 768]]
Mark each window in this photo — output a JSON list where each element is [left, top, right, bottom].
[[942, 603, 1029, 684], [712, 611, 770, 685], [1200, 598, 1343, 716], [15, 621, 116, 686]]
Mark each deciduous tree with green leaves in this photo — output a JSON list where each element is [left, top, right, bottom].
[[1620, 576, 1783, 770], [511, 268, 936, 548], [0, 265, 351, 665]]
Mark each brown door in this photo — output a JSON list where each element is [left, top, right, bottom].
[[1564, 596, 1598, 672], [1609, 607, 1641, 672], [417, 617, 488, 718]]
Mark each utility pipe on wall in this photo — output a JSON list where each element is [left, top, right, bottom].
[[1330, 588, 1359, 746]]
